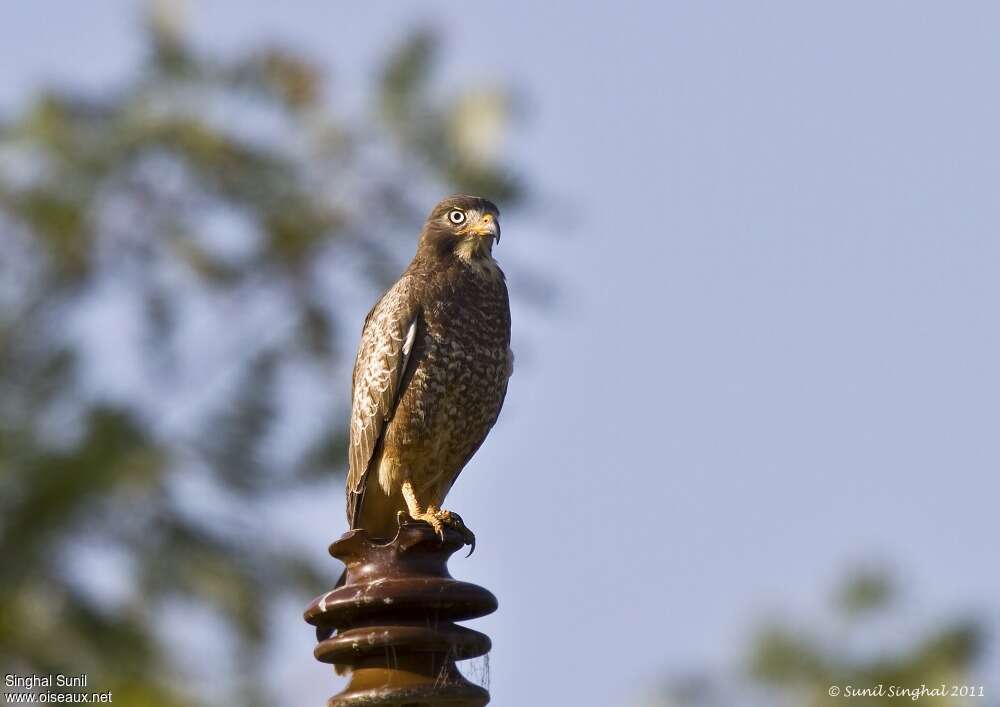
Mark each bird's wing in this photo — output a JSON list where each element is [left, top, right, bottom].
[[346, 279, 420, 528]]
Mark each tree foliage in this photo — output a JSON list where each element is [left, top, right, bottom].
[[0, 11, 522, 705], [658, 568, 992, 707]]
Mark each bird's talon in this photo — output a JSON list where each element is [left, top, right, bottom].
[[408, 507, 475, 550], [443, 512, 476, 553], [410, 508, 446, 541]]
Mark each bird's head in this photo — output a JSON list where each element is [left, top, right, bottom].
[[418, 195, 501, 265]]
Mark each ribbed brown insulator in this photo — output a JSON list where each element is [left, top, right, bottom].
[[304, 520, 497, 706]]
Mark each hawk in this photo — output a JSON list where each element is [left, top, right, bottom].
[[346, 195, 512, 549]]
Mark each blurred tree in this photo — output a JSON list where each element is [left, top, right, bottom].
[[0, 6, 523, 706], [655, 568, 993, 707]]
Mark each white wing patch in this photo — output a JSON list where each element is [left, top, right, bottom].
[[402, 319, 417, 359]]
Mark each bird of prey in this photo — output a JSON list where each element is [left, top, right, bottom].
[[346, 195, 512, 549]]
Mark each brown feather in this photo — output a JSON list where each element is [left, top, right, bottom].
[[346, 195, 512, 541]]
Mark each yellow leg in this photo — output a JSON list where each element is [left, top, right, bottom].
[[400, 481, 475, 551]]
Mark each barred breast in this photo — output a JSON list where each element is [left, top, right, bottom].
[[385, 264, 512, 503]]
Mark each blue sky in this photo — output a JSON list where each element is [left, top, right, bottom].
[[4, 2, 999, 705]]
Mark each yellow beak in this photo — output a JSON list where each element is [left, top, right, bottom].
[[470, 213, 500, 242]]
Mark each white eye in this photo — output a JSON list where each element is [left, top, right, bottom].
[[448, 209, 466, 225]]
